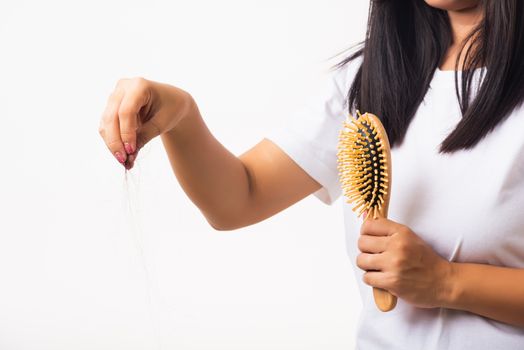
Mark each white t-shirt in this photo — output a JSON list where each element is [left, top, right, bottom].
[[265, 57, 524, 349]]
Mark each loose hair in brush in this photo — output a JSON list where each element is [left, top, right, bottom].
[[332, 0, 524, 153]]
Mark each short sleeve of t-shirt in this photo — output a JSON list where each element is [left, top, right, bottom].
[[264, 57, 361, 205]]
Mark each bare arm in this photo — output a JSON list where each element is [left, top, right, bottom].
[[358, 218, 524, 328], [98, 77, 322, 231], [161, 98, 322, 230], [443, 263, 524, 327]]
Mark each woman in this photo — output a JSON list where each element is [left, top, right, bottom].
[[98, 0, 524, 348]]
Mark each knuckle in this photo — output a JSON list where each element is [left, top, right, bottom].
[[356, 253, 366, 269], [398, 226, 411, 236], [356, 254, 364, 268], [389, 273, 401, 290], [100, 110, 113, 124], [183, 89, 195, 103], [391, 236, 408, 251], [391, 255, 406, 269], [116, 78, 129, 87], [179, 88, 193, 103], [360, 219, 371, 235], [106, 90, 122, 106], [133, 76, 147, 87], [357, 236, 365, 251]]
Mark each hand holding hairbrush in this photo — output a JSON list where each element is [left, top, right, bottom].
[[337, 111, 397, 312]]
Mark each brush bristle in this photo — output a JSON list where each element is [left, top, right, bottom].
[[337, 112, 389, 220]]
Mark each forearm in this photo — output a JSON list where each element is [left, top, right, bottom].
[[443, 262, 524, 327], [160, 98, 250, 230]]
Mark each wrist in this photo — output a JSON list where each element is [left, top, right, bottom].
[[438, 261, 462, 309], [148, 80, 197, 137], [161, 96, 205, 150]]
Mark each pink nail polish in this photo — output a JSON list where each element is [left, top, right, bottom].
[[124, 142, 135, 154], [115, 152, 126, 164]]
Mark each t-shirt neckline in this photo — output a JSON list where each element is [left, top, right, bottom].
[[435, 66, 486, 74]]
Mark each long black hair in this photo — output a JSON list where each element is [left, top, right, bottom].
[[332, 0, 524, 153]]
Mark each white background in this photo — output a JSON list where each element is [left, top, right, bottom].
[[0, 0, 369, 349]]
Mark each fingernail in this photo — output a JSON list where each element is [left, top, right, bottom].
[[124, 142, 135, 154], [115, 151, 126, 164]]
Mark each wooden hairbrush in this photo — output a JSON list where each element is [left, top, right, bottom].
[[336, 111, 397, 312]]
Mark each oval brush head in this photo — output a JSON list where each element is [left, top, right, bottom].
[[337, 111, 391, 220], [337, 111, 397, 312]]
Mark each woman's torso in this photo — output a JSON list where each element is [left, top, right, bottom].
[[343, 68, 524, 349]]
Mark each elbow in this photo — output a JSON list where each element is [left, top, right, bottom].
[[201, 197, 253, 231], [209, 221, 234, 232], [205, 215, 242, 232]]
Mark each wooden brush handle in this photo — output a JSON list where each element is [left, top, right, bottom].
[[365, 210, 397, 312], [373, 286, 397, 312]]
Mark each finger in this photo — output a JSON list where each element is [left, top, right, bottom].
[[101, 91, 127, 165], [356, 252, 386, 271], [360, 217, 404, 237], [358, 235, 388, 253], [362, 271, 389, 290], [118, 79, 151, 155], [124, 153, 136, 170]]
